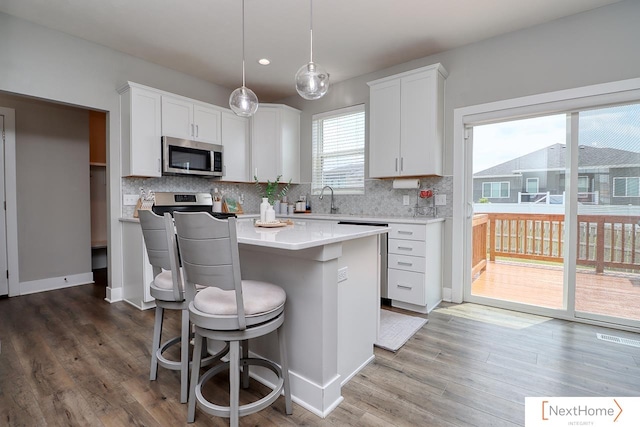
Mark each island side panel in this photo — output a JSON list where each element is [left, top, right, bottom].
[[238, 242, 343, 416], [337, 235, 379, 384]]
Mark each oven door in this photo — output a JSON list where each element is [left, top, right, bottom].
[[162, 136, 223, 177]]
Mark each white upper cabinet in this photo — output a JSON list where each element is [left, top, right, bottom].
[[161, 95, 221, 144], [368, 63, 447, 178], [251, 104, 301, 184], [119, 82, 162, 177], [221, 111, 250, 182]]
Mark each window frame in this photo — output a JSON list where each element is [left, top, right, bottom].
[[482, 181, 510, 198], [526, 178, 539, 194], [311, 104, 366, 196], [613, 176, 640, 197]]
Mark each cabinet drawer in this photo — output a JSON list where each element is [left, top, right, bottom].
[[388, 269, 425, 305], [388, 254, 425, 273], [389, 223, 426, 241], [388, 239, 426, 257]]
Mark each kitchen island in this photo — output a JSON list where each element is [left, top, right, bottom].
[[234, 218, 387, 417]]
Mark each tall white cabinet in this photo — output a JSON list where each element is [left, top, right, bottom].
[[119, 82, 162, 177], [251, 104, 301, 184], [368, 63, 447, 178]]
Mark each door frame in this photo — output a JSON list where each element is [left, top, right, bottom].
[[0, 106, 19, 296], [452, 77, 640, 330]]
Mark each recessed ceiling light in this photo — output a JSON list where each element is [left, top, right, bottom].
[[258, 58, 271, 66]]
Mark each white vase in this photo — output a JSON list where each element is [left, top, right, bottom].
[[260, 197, 270, 222], [265, 205, 276, 222]]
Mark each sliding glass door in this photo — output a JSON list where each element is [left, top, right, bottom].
[[467, 102, 640, 328], [574, 104, 640, 327]]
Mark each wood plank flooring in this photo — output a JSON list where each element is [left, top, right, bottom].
[[1, 270, 639, 426], [472, 261, 640, 321]]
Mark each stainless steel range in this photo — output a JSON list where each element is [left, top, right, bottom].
[[151, 192, 236, 218]]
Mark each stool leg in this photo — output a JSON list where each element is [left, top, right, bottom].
[[187, 332, 204, 423], [241, 339, 249, 389], [180, 309, 189, 403], [150, 306, 163, 381], [229, 341, 240, 427], [278, 325, 293, 415]]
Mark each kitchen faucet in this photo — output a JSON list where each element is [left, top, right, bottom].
[[319, 185, 338, 214]]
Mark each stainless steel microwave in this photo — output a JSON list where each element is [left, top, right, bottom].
[[162, 136, 223, 177]]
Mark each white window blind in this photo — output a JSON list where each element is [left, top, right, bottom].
[[312, 105, 365, 195]]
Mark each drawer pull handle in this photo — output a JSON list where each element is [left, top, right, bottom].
[[398, 262, 413, 267], [397, 284, 413, 290], [397, 246, 413, 251], [398, 231, 413, 235]]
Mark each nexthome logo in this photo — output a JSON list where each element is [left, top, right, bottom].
[[525, 397, 639, 426]]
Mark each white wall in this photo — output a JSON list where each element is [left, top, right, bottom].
[[0, 12, 233, 296], [278, 0, 640, 292]]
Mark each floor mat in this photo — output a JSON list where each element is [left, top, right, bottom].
[[375, 309, 427, 352]]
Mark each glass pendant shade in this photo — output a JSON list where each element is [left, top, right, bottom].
[[230, 0, 258, 117], [296, 0, 329, 100], [295, 62, 329, 100], [229, 86, 258, 117]]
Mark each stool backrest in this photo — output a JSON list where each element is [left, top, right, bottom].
[[173, 212, 246, 329], [138, 210, 183, 301]]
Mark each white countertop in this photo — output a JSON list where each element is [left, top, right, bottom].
[[236, 218, 388, 250], [273, 213, 445, 224], [120, 213, 445, 225]]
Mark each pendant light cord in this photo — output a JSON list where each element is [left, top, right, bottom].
[[309, 0, 314, 63], [242, 0, 246, 88]]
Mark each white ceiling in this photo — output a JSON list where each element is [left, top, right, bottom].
[[0, 0, 622, 101]]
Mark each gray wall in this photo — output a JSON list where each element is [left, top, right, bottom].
[[277, 0, 640, 292], [0, 93, 91, 281], [0, 11, 233, 292]]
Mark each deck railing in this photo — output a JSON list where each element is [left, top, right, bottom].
[[473, 213, 640, 273]]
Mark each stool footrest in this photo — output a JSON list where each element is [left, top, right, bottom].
[[195, 357, 285, 418]]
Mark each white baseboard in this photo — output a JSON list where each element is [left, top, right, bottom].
[[105, 286, 123, 303], [247, 353, 343, 418], [20, 272, 94, 296], [442, 287, 452, 302], [341, 354, 374, 386]]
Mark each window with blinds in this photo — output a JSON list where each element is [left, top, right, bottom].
[[311, 104, 365, 195]]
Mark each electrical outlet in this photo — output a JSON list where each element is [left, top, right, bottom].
[[123, 194, 139, 206], [337, 267, 348, 282], [402, 195, 410, 206], [435, 194, 447, 206]]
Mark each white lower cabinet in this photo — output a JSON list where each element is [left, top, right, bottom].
[[121, 221, 155, 310], [387, 221, 442, 313]]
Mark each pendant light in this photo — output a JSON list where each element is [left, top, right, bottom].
[[229, 0, 258, 117], [295, 0, 329, 100]]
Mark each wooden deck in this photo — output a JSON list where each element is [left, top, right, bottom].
[[472, 261, 640, 322]]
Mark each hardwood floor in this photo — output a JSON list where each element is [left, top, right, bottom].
[[472, 261, 640, 321], [1, 272, 639, 426]]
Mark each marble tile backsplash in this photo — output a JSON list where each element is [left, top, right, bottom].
[[122, 175, 453, 219]]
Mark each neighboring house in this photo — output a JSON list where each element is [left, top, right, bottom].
[[473, 143, 640, 205]]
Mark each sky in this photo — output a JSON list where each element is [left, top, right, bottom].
[[472, 103, 640, 174]]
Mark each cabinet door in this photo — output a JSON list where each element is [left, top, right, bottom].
[[251, 107, 279, 181], [194, 104, 222, 144], [129, 88, 162, 177], [401, 71, 442, 176], [369, 79, 401, 178], [279, 107, 300, 184], [161, 96, 193, 139], [221, 111, 250, 182]]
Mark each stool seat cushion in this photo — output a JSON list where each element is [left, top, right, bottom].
[[153, 270, 174, 289], [194, 280, 286, 316]]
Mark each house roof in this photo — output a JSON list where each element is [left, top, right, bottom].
[[474, 143, 640, 177]]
